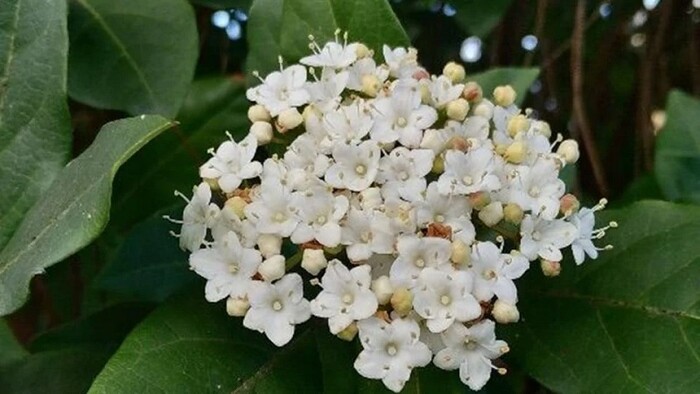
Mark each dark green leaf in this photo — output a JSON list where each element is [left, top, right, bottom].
[[0, 319, 26, 367], [89, 289, 323, 393], [0, 116, 175, 316], [67, 0, 198, 117], [246, 0, 409, 81], [451, 0, 514, 38], [654, 90, 700, 204], [0, 0, 71, 251], [192, 0, 251, 9], [508, 201, 700, 393], [615, 174, 663, 207], [467, 67, 540, 106]]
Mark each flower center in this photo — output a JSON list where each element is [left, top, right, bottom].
[[396, 117, 408, 128], [528, 186, 540, 197], [355, 164, 367, 175], [464, 338, 477, 350], [386, 344, 398, 356], [273, 212, 286, 222], [360, 231, 372, 243], [342, 293, 354, 304], [398, 171, 409, 181], [414, 258, 425, 268], [272, 300, 283, 311], [532, 231, 542, 241], [482, 270, 496, 280], [440, 295, 452, 306], [316, 215, 327, 225], [435, 214, 445, 223], [228, 263, 239, 273], [462, 175, 474, 185]]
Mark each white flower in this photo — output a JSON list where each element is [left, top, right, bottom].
[[469, 242, 529, 303], [414, 182, 475, 244], [434, 320, 508, 391], [322, 99, 374, 145], [502, 158, 564, 219], [211, 207, 258, 248], [437, 147, 502, 195], [305, 67, 348, 112], [301, 40, 358, 68], [291, 187, 349, 247], [178, 182, 220, 251], [412, 267, 482, 332], [246, 64, 310, 116], [347, 57, 389, 91], [341, 208, 394, 262], [243, 273, 311, 346], [244, 179, 299, 237], [568, 207, 601, 265], [325, 141, 381, 192], [425, 75, 464, 109], [310, 260, 378, 334], [389, 235, 452, 288], [382, 45, 419, 78], [189, 231, 261, 302], [354, 316, 432, 392], [370, 86, 437, 147], [199, 134, 262, 193], [520, 214, 577, 262], [376, 147, 434, 201]]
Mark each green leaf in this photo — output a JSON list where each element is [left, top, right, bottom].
[[451, 0, 514, 38], [0, 0, 71, 251], [95, 208, 195, 302], [89, 289, 323, 393], [191, 0, 251, 9], [67, 0, 198, 117], [508, 201, 700, 393], [654, 90, 700, 204], [467, 67, 540, 106], [246, 0, 409, 80], [0, 319, 26, 367], [0, 116, 176, 316]]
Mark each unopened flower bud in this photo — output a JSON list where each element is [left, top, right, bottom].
[[226, 296, 249, 317], [371, 275, 394, 305], [419, 82, 431, 104], [431, 155, 445, 174], [250, 121, 273, 145], [337, 322, 358, 341], [651, 110, 666, 134], [420, 129, 447, 153], [446, 98, 470, 121], [258, 255, 285, 281], [204, 177, 220, 191], [390, 287, 413, 316], [276, 108, 303, 132], [302, 104, 319, 122], [557, 139, 580, 164], [503, 203, 524, 225], [493, 85, 517, 107], [257, 234, 282, 258], [451, 240, 470, 266], [462, 82, 483, 102], [442, 61, 466, 83], [473, 99, 494, 119], [495, 144, 508, 156], [492, 300, 520, 324], [540, 259, 561, 277], [468, 191, 491, 210], [449, 136, 470, 152], [301, 248, 327, 276], [225, 196, 247, 219], [248, 104, 271, 122], [507, 114, 530, 137], [531, 120, 551, 138], [560, 194, 580, 216], [478, 201, 504, 227], [359, 187, 383, 210], [412, 68, 430, 81], [361, 74, 381, 97], [504, 141, 527, 164], [355, 43, 371, 59]]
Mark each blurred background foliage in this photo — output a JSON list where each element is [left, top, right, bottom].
[[1, 0, 699, 392]]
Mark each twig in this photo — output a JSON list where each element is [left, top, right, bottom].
[[571, 0, 609, 196], [542, 2, 601, 70], [524, 0, 548, 67]]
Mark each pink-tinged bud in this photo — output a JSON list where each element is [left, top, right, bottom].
[[540, 259, 561, 277], [560, 194, 580, 216], [468, 191, 491, 210], [412, 68, 430, 80], [449, 135, 470, 152], [462, 82, 483, 102]]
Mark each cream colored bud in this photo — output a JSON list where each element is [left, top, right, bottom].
[[540, 259, 561, 277], [419, 82, 431, 104], [493, 85, 517, 107], [442, 61, 466, 83], [361, 74, 381, 97], [250, 121, 273, 145], [431, 155, 445, 174], [226, 296, 250, 317], [248, 104, 271, 122], [462, 82, 483, 102], [473, 99, 494, 119], [257, 234, 282, 258], [302, 104, 319, 122], [651, 110, 666, 134], [507, 114, 530, 137], [390, 287, 413, 316], [450, 240, 470, 266], [531, 120, 551, 138], [446, 98, 470, 121], [355, 43, 372, 59], [503, 203, 524, 225], [495, 144, 508, 156], [337, 322, 358, 341], [478, 201, 504, 227], [468, 191, 491, 210], [371, 275, 394, 305], [204, 177, 220, 192], [301, 248, 327, 276], [225, 196, 247, 219], [492, 300, 520, 324], [258, 255, 286, 281], [504, 141, 527, 164], [560, 194, 580, 217], [359, 187, 383, 210], [420, 129, 447, 153], [557, 139, 580, 164], [276, 108, 303, 132]]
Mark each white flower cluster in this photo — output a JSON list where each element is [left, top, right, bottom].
[[172, 33, 615, 392]]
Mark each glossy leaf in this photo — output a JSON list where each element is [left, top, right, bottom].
[[451, 0, 514, 38], [0, 116, 175, 316], [67, 0, 198, 117], [654, 90, 700, 204], [89, 289, 323, 393], [508, 201, 700, 393], [467, 67, 540, 106], [0, 0, 71, 251], [246, 0, 409, 80]]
